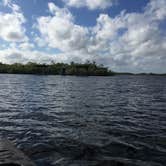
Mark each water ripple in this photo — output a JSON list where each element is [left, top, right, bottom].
[[0, 74, 166, 166]]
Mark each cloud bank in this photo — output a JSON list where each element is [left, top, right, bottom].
[[36, 0, 166, 73], [0, 0, 166, 73], [0, 1, 27, 42]]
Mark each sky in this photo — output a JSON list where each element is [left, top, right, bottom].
[[0, 0, 166, 73]]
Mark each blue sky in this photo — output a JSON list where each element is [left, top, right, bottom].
[[0, 0, 166, 73], [1, 0, 149, 27]]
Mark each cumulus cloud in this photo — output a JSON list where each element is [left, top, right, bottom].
[[0, 0, 27, 42], [63, 0, 115, 10], [0, 0, 166, 73], [37, 2, 88, 51], [0, 47, 89, 65], [35, 0, 166, 73], [0, 48, 56, 64]]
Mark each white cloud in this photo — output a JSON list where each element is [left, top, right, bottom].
[[0, 48, 56, 64], [63, 0, 115, 10], [2, 0, 11, 6], [35, 0, 166, 73], [145, 0, 166, 20], [19, 42, 35, 50], [37, 2, 88, 52], [0, 47, 90, 65], [2, 0, 21, 12], [0, 0, 166, 73], [0, 1, 27, 42]]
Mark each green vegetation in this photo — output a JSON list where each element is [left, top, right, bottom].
[[0, 61, 115, 76]]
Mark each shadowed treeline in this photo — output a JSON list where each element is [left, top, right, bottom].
[[0, 61, 115, 76]]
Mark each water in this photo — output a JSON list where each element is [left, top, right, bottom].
[[0, 74, 166, 166]]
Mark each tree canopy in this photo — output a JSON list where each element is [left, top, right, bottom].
[[0, 61, 115, 76]]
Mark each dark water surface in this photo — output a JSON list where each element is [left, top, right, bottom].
[[0, 74, 166, 166]]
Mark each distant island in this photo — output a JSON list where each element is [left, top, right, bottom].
[[0, 62, 165, 76], [0, 62, 115, 76]]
